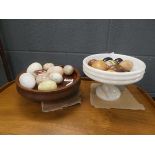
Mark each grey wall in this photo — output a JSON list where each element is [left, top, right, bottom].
[[0, 19, 155, 97]]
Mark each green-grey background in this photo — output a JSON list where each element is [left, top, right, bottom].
[[0, 19, 155, 96]]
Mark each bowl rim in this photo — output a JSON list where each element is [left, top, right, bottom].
[[16, 67, 81, 93], [84, 69, 144, 85], [83, 66, 144, 81], [83, 53, 146, 76]]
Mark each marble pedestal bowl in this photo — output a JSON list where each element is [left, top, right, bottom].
[[83, 53, 146, 101]]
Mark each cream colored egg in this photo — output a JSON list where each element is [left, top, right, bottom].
[[27, 62, 42, 75], [38, 80, 57, 91], [47, 66, 54, 74], [49, 72, 63, 84], [36, 73, 50, 84], [19, 73, 36, 89], [43, 63, 54, 70], [47, 66, 63, 75], [63, 65, 74, 75]]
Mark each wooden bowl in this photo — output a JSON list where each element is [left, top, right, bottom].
[[15, 68, 81, 102]]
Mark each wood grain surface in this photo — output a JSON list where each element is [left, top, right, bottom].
[[0, 79, 155, 135]]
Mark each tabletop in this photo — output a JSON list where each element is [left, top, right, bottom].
[[0, 79, 155, 135]]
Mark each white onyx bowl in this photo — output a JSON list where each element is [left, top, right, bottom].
[[83, 53, 146, 101]]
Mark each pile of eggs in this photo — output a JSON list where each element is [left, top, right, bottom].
[[19, 62, 74, 92], [88, 57, 133, 72]]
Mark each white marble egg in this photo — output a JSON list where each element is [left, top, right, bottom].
[[43, 63, 54, 70], [19, 73, 36, 89], [63, 65, 74, 75], [38, 80, 57, 91], [47, 66, 63, 75], [27, 62, 42, 75], [36, 73, 50, 84], [49, 72, 63, 84]]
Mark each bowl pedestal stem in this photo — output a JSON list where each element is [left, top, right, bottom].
[[96, 84, 121, 101]]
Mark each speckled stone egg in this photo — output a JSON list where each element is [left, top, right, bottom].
[[49, 72, 63, 84]]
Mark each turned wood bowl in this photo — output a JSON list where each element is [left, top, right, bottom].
[[15, 67, 81, 102]]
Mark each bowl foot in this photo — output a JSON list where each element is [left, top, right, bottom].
[[96, 84, 121, 101]]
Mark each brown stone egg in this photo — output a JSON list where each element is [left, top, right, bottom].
[[105, 60, 117, 67], [119, 60, 133, 72], [107, 69, 116, 72], [88, 59, 97, 66], [109, 65, 126, 72], [91, 60, 108, 71]]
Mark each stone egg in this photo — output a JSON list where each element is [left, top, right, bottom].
[[47, 66, 63, 75], [34, 69, 47, 77], [49, 72, 63, 84], [36, 73, 50, 85], [103, 57, 113, 62], [107, 69, 116, 72], [63, 65, 74, 75], [43, 63, 54, 70], [38, 80, 57, 91], [119, 60, 133, 71], [27, 62, 42, 75], [105, 60, 117, 67], [19, 73, 36, 89], [109, 65, 125, 72], [91, 60, 108, 71], [88, 59, 97, 66], [115, 58, 123, 64]]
